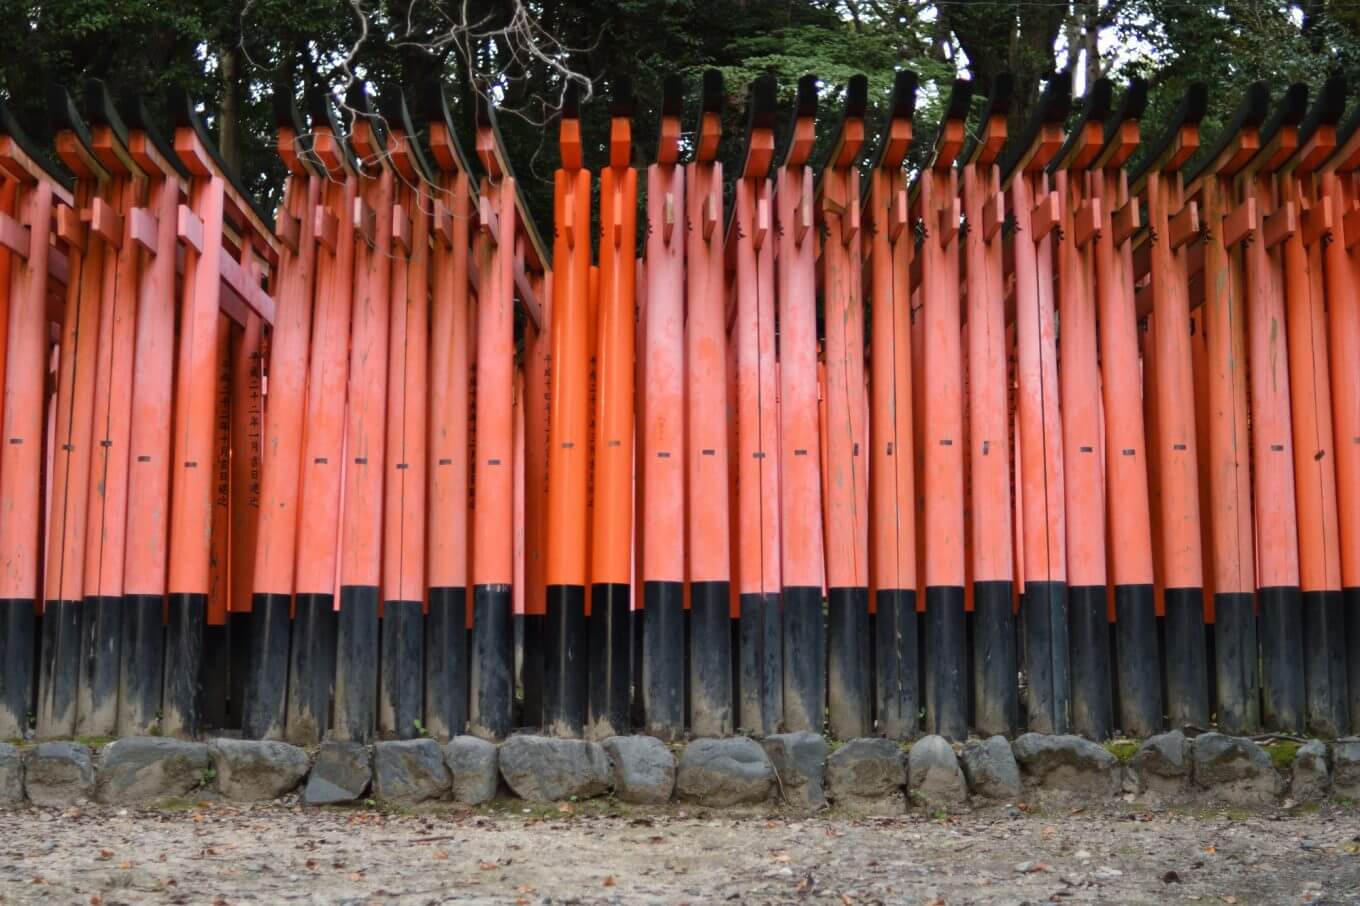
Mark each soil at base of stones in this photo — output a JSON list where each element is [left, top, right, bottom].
[[0, 799, 1356, 905]]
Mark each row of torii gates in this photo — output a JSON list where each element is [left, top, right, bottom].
[[0, 66, 1357, 747]]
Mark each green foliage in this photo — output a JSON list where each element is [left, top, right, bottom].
[[1104, 739, 1139, 764], [1262, 740, 1302, 771]]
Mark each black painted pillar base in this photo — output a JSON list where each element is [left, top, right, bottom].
[[926, 585, 966, 740], [738, 592, 781, 736], [644, 579, 690, 734], [545, 584, 587, 736], [162, 594, 206, 738], [228, 611, 250, 730], [469, 584, 513, 740], [782, 585, 825, 734], [1346, 587, 1360, 734], [829, 587, 870, 739], [972, 581, 1016, 738], [1163, 587, 1209, 728], [425, 587, 468, 740], [242, 594, 290, 739], [521, 612, 544, 731], [1069, 584, 1113, 741], [379, 599, 424, 739], [1113, 583, 1161, 736], [37, 599, 81, 737], [334, 585, 379, 742], [1259, 585, 1305, 732], [875, 588, 919, 739], [1303, 590, 1348, 737], [76, 595, 122, 736], [1022, 581, 1070, 734], [202, 623, 230, 731], [119, 594, 164, 735], [0, 599, 36, 738], [588, 583, 631, 738], [286, 593, 336, 744], [687, 580, 730, 737], [1213, 591, 1258, 734]]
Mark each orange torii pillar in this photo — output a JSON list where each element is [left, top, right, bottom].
[[1051, 79, 1115, 740], [74, 81, 146, 735], [243, 89, 320, 740], [1239, 84, 1308, 732], [424, 82, 475, 738], [1282, 79, 1349, 736], [774, 76, 824, 733], [682, 70, 732, 737], [289, 91, 357, 744], [41, 86, 111, 737], [1188, 82, 1265, 733], [468, 97, 519, 739], [1091, 79, 1163, 736], [729, 74, 781, 735], [117, 95, 188, 734], [545, 86, 591, 735], [1135, 81, 1211, 728], [378, 89, 434, 739], [0, 101, 64, 738], [915, 78, 970, 740], [587, 85, 637, 738], [820, 75, 871, 739], [332, 86, 394, 743], [227, 278, 264, 727], [1320, 104, 1360, 731], [1002, 73, 1071, 734], [521, 260, 550, 728], [162, 90, 238, 737], [958, 74, 1016, 737], [639, 78, 687, 738]]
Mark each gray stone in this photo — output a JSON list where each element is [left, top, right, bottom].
[[676, 737, 774, 807], [602, 736, 675, 805], [1190, 732, 1283, 804], [304, 742, 372, 805], [1011, 734, 1121, 799], [1290, 740, 1329, 803], [960, 735, 1022, 801], [209, 738, 310, 801], [0, 743, 22, 805], [908, 735, 967, 807], [373, 739, 450, 804], [97, 737, 210, 804], [445, 736, 499, 805], [826, 738, 906, 815], [24, 742, 94, 806], [1332, 739, 1360, 799], [498, 735, 610, 802], [1128, 731, 1191, 798], [762, 731, 829, 810]]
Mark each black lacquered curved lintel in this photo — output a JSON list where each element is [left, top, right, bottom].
[[0, 95, 73, 189], [998, 70, 1072, 182], [1127, 81, 1208, 185]]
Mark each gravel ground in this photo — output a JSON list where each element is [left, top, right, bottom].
[[0, 798, 1356, 905]]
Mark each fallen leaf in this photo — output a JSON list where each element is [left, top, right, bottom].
[[432, 850, 449, 861], [1161, 870, 1182, 884], [772, 852, 791, 863], [89, 895, 103, 906], [479, 861, 498, 870], [603, 875, 616, 887], [795, 872, 815, 894], [118, 861, 132, 870], [348, 872, 364, 882], [1203, 845, 1217, 855], [97, 849, 114, 861], [1042, 825, 1056, 838]]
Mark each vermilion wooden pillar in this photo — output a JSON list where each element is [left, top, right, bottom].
[[289, 92, 357, 743], [682, 71, 731, 738], [1051, 80, 1115, 740], [958, 75, 1015, 738], [243, 88, 320, 739], [774, 76, 823, 734], [916, 80, 971, 739], [0, 101, 64, 738], [1002, 74, 1072, 734]]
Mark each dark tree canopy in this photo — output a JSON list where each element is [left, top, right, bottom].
[[4, 0, 1357, 233]]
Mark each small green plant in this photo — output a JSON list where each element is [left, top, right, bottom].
[[1262, 740, 1302, 771], [200, 767, 217, 786], [364, 798, 377, 808], [1103, 739, 1139, 764], [412, 718, 428, 738]]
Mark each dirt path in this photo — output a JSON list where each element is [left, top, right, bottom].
[[0, 798, 1356, 905]]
